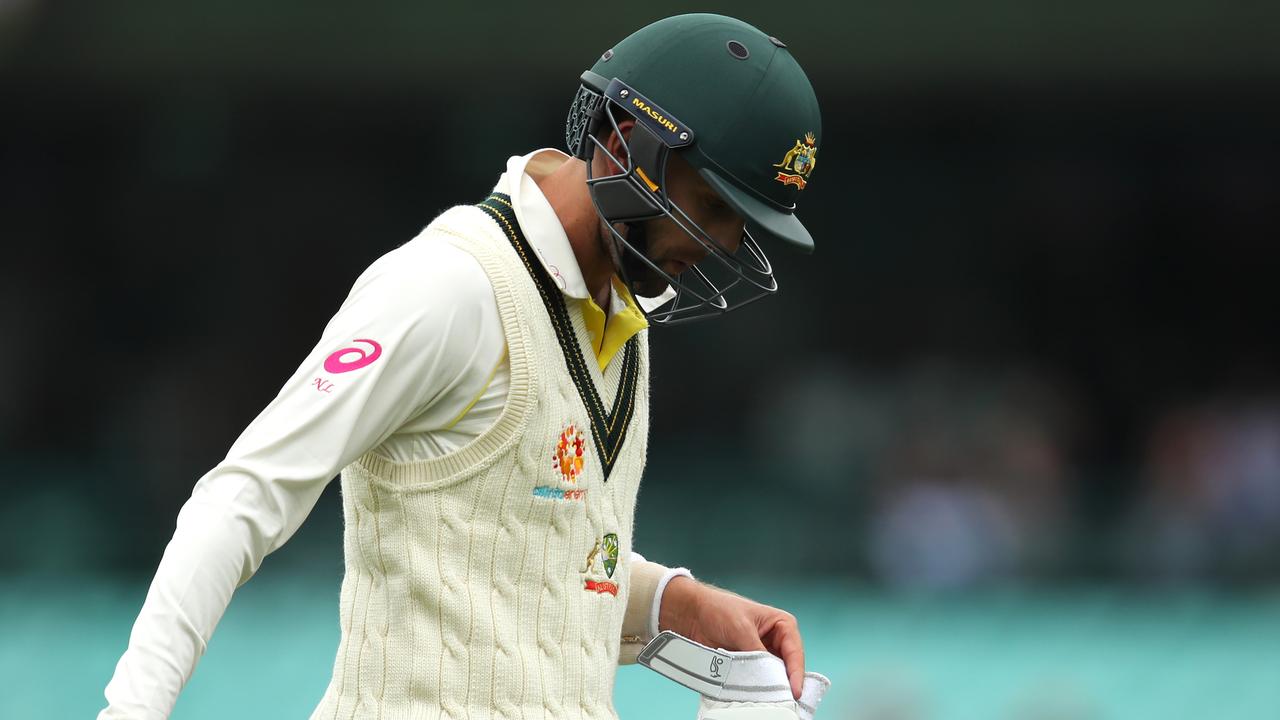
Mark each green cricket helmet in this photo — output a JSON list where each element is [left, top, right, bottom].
[[566, 13, 822, 324]]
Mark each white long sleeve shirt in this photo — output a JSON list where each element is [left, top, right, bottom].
[[99, 149, 686, 719]]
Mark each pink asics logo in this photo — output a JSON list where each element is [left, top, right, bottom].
[[324, 339, 382, 374]]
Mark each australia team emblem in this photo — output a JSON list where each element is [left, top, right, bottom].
[[582, 532, 620, 596], [772, 132, 818, 190]]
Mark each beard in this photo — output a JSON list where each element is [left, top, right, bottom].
[[603, 220, 672, 299]]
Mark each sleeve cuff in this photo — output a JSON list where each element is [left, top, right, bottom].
[[619, 559, 694, 665], [649, 566, 693, 639]]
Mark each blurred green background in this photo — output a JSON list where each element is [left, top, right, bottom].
[[2, 1, 1279, 718]]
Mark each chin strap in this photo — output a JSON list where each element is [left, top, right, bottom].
[[638, 631, 831, 720]]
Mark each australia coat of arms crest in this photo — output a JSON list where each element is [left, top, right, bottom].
[[773, 131, 818, 190]]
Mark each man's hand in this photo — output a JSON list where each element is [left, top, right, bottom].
[[658, 577, 806, 700]]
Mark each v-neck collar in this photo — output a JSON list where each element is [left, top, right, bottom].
[[476, 192, 642, 481], [497, 149, 653, 370]]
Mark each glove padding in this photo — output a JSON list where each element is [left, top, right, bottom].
[[698, 672, 830, 720], [638, 631, 831, 720]]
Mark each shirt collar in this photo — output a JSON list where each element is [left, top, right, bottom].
[[493, 149, 592, 300], [492, 148, 675, 310], [492, 149, 654, 369]]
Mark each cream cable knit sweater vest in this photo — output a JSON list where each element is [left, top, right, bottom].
[[311, 196, 651, 720]]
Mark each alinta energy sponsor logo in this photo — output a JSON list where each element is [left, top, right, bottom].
[[532, 486, 588, 502]]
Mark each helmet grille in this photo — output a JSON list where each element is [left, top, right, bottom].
[[565, 84, 607, 160]]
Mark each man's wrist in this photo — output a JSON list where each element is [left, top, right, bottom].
[[654, 571, 699, 637]]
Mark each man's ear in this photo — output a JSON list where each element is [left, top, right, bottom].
[[599, 118, 637, 173]]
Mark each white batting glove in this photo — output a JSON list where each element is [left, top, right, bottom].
[[638, 631, 831, 720]]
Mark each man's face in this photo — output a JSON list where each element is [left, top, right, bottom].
[[609, 150, 746, 298]]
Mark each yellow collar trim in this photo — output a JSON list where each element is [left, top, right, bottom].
[[582, 278, 648, 370]]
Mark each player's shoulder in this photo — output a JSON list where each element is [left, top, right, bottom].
[[409, 202, 504, 250], [351, 216, 495, 313]]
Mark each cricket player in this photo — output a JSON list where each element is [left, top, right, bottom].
[[100, 13, 823, 719]]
